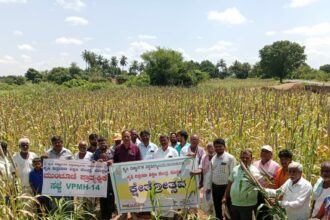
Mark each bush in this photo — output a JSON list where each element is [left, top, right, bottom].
[[63, 79, 91, 88], [125, 74, 150, 87], [0, 75, 26, 85]]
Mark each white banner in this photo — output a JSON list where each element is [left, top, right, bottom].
[[42, 159, 108, 198]]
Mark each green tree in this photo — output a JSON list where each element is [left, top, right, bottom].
[[1, 75, 26, 85], [69, 62, 84, 79], [25, 68, 42, 83], [216, 59, 228, 79], [120, 55, 128, 71], [110, 56, 118, 68], [259, 40, 306, 83], [319, 64, 330, 73], [229, 60, 250, 79], [82, 50, 97, 69], [199, 60, 218, 78], [142, 48, 205, 86], [47, 67, 71, 84], [129, 60, 139, 75]]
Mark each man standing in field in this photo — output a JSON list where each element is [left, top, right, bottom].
[[266, 162, 312, 220], [204, 139, 236, 219], [169, 132, 178, 148], [254, 145, 280, 220], [223, 149, 261, 220], [87, 133, 98, 153], [114, 130, 141, 163], [137, 130, 158, 160], [154, 135, 178, 159], [130, 129, 141, 145], [0, 141, 14, 179], [46, 136, 73, 160], [74, 141, 93, 161], [175, 130, 190, 156], [312, 161, 330, 220], [13, 137, 38, 194], [93, 137, 115, 220], [274, 149, 293, 188], [254, 145, 280, 188], [180, 134, 204, 168], [114, 130, 141, 220], [153, 135, 178, 219]]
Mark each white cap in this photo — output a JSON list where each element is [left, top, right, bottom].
[[261, 145, 273, 152]]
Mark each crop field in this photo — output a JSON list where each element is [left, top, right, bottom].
[[0, 79, 329, 183]]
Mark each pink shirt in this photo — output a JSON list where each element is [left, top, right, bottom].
[[253, 159, 280, 188], [199, 154, 213, 174]]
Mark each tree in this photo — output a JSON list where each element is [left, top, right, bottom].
[[110, 56, 118, 68], [82, 50, 97, 69], [320, 64, 330, 73], [69, 63, 84, 79], [216, 59, 228, 79], [120, 55, 128, 70], [129, 60, 139, 75], [141, 48, 204, 87], [259, 40, 306, 83], [199, 60, 218, 78], [47, 67, 71, 84], [25, 68, 42, 83], [1, 75, 26, 85]]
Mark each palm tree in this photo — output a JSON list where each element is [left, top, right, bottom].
[[82, 50, 97, 69], [120, 55, 128, 71], [110, 56, 118, 68], [129, 60, 139, 75]]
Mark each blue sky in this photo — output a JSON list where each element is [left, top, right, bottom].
[[1, 0, 330, 75]]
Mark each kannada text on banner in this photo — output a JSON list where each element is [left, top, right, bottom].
[[110, 157, 199, 213], [42, 159, 108, 198]]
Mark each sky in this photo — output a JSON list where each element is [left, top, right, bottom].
[[1, 0, 330, 76]]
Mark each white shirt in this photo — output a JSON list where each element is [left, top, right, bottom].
[[0, 156, 14, 179], [138, 142, 158, 160], [180, 146, 205, 171], [12, 152, 38, 187], [312, 181, 330, 219], [207, 152, 236, 189], [267, 177, 312, 220], [154, 146, 178, 159], [74, 151, 93, 161]]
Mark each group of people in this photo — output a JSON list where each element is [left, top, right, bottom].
[[0, 129, 329, 220]]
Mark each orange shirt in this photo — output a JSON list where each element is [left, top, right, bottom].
[[274, 167, 289, 188]]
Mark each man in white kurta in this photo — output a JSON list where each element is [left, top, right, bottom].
[[266, 162, 312, 220], [12, 138, 38, 194]]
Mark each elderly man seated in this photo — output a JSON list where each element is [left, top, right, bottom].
[[266, 162, 312, 220]]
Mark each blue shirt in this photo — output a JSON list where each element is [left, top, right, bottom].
[[29, 169, 43, 195]]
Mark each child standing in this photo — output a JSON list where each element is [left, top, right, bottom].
[[29, 157, 53, 214]]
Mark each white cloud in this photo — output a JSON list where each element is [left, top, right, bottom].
[[65, 16, 88, 26], [55, 0, 85, 11], [176, 48, 192, 60], [0, 55, 16, 64], [17, 44, 35, 51], [60, 52, 69, 56], [195, 41, 236, 61], [303, 36, 330, 68], [13, 30, 23, 36], [0, 0, 27, 3], [265, 31, 276, 36], [283, 22, 330, 36], [207, 8, 247, 25], [21, 54, 31, 62], [196, 36, 203, 40], [287, 0, 318, 8], [55, 37, 84, 45], [138, 35, 157, 40], [117, 41, 156, 62]]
